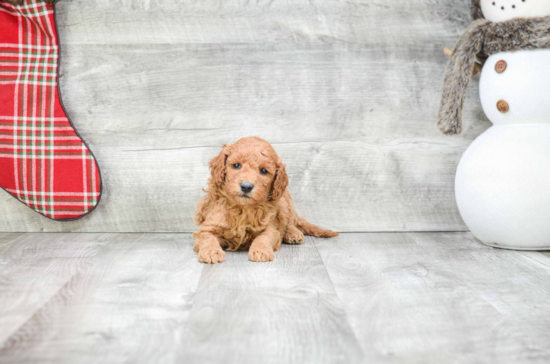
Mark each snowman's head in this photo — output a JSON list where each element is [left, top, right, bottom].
[[473, 0, 550, 22]]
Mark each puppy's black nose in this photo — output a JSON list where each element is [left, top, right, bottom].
[[240, 181, 254, 193]]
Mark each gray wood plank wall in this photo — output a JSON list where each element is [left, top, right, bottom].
[[0, 0, 487, 232]]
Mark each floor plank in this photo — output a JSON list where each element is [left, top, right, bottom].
[[316, 232, 550, 364], [177, 236, 364, 364], [0, 233, 23, 253], [0, 233, 116, 346], [0, 233, 203, 364]]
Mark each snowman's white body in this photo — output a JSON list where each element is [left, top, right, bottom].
[[455, 50, 550, 249]]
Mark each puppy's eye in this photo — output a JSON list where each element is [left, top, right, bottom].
[[233, 163, 241, 169], [260, 168, 268, 175]]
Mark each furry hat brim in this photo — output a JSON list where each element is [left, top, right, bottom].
[[437, 16, 550, 135], [471, 0, 484, 20]]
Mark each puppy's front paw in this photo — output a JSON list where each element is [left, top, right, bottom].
[[249, 246, 274, 263], [198, 247, 225, 264]]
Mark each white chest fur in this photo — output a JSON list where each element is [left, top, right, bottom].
[[455, 49, 550, 249]]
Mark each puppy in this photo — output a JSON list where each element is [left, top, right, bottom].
[[193, 137, 338, 264]]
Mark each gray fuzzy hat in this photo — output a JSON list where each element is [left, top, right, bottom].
[[437, 3, 550, 135]]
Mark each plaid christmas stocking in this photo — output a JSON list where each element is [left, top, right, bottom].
[[0, 0, 102, 220]]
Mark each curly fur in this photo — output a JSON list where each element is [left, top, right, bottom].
[[437, 14, 550, 135], [193, 137, 338, 264]]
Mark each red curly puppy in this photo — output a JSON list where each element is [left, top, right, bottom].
[[193, 137, 338, 264]]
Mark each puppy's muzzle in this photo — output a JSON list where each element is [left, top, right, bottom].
[[240, 181, 254, 194]]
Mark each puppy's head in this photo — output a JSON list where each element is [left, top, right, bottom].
[[209, 137, 288, 205]]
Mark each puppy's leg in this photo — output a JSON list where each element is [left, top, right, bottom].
[[193, 231, 225, 264], [283, 225, 304, 245], [249, 227, 279, 263]]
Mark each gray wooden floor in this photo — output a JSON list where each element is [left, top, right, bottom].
[[1, 233, 550, 364]]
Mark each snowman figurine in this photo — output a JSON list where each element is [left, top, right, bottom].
[[438, 0, 550, 249]]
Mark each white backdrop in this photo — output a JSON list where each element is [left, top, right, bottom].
[[0, 0, 488, 232]]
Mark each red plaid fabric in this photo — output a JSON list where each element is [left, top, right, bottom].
[[0, 0, 102, 220]]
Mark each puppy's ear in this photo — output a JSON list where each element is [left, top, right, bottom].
[[270, 158, 289, 201], [209, 144, 230, 187]]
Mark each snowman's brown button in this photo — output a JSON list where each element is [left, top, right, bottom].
[[495, 60, 507, 73], [497, 100, 509, 113]]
